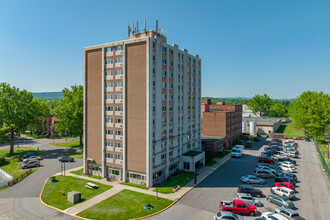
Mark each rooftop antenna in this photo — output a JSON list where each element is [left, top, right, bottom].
[[136, 21, 139, 33], [155, 19, 158, 33], [128, 25, 131, 37], [144, 18, 146, 32], [161, 27, 164, 35], [132, 22, 135, 34]]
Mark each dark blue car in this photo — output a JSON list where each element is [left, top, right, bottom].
[[22, 152, 37, 159], [276, 173, 297, 181], [261, 150, 274, 156]]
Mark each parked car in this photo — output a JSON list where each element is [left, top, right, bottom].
[[279, 173, 297, 181], [277, 154, 290, 160], [278, 158, 297, 165], [305, 137, 310, 142], [267, 195, 294, 209], [271, 186, 295, 199], [275, 182, 296, 192], [254, 166, 276, 174], [241, 175, 264, 184], [275, 207, 305, 220], [261, 150, 274, 157], [285, 151, 299, 158], [238, 185, 263, 197], [257, 163, 276, 169], [219, 200, 257, 216], [278, 161, 295, 167], [213, 211, 244, 220], [261, 212, 288, 220], [236, 193, 261, 207], [254, 169, 275, 179], [23, 155, 43, 163], [21, 160, 40, 169], [278, 164, 296, 173], [275, 176, 296, 186], [258, 156, 275, 164], [59, 156, 74, 162], [22, 152, 37, 159], [245, 141, 253, 148]]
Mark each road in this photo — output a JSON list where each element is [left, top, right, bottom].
[[0, 136, 82, 220], [150, 138, 330, 220]]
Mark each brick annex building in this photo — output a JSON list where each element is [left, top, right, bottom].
[[83, 23, 204, 187], [201, 98, 242, 160]]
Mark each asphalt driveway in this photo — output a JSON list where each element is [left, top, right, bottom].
[[0, 136, 82, 219]]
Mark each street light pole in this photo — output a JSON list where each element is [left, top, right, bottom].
[[155, 174, 159, 200]]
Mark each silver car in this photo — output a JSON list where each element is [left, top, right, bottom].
[[236, 193, 262, 207], [213, 211, 244, 220], [275, 207, 304, 219], [241, 175, 264, 184]]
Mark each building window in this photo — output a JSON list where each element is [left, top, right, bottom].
[[106, 153, 113, 158], [115, 57, 123, 63], [115, 94, 123, 99], [115, 45, 123, 51], [162, 47, 167, 52], [106, 59, 113, 64], [162, 94, 167, 100], [105, 94, 113, 99], [115, 142, 123, 148], [115, 118, 123, 124], [169, 61, 173, 66], [162, 106, 166, 111], [115, 154, 123, 160], [105, 106, 113, 111], [161, 153, 166, 160], [106, 141, 113, 146], [115, 130, 122, 136], [105, 118, 113, 123], [184, 162, 190, 170], [106, 47, 113, 53], [170, 72, 173, 78], [115, 82, 123, 87], [162, 71, 167, 76], [169, 49, 173, 55], [115, 70, 123, 75], [169, 151, 173, 157], [105, 129, 113, 135], [115, 106, 123, 111], [162, 59, 167, 64], [105, 82, 113, 87], [106, 70, 113, 76], [162, 82, 166, 88], [153, 43, 156, 48]]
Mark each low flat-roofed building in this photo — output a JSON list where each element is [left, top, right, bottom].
[[201, 135, 227, 162], [243, 117, 282, 135]]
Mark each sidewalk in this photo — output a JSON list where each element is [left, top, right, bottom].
[[56, 152, 232, 216]]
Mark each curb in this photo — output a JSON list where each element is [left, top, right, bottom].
[[39, 154, 232, 220], [133, 153, 232, 220]]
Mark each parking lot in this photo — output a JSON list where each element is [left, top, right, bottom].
[[151, 138, 330, 220]]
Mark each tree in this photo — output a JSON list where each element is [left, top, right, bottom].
[[0, 83, 35, 154], [289, 91, 330, 138], [247, 94, 273, 117], [268, 103, 288, 118], [54, 85, 83, 145], [29, 98, 51, 136]]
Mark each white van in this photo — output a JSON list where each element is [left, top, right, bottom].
[[232, 145, 244, 157]]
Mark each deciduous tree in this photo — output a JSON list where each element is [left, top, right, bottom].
[[54, 85, 83, 145], [0, 83, 35, 154], [247, 94, 273, 117]]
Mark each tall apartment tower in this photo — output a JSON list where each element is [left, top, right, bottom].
[[83, 27, 204, 187]]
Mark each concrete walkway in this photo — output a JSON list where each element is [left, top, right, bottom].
[[56, 152, 232, 216]]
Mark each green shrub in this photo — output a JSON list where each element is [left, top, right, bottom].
[[233, 138, 242, 146]]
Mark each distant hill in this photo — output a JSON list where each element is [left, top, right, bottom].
[[33, 92, 63, 101]]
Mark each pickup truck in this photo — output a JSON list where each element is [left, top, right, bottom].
[[220, 199, 257, 216]]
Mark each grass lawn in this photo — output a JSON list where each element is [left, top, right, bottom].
[[120, 182, 149, 190], [206, 159, 217, 167], [68, 152, 83, 158], [214, 150, 231, 159], [320, 144, 330, 166], [276, 120, 305, 138], [154, 172, 197, 194], [70, 168, 83, 175], [89, 175, 103, 180], [41, 176, 112, 210], [50, 140, 83, 148], [0, 147, 41, 160], [77, 189, 172, 220]]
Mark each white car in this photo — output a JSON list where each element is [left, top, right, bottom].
[[257, 163, 275, 169], [278, 161, 295, 167], [213, 211, 244, 220], [261, 212, 289, 220], [278, 164, 296, 173], [271, 186, 295, 199], [241, 175, 264, 184], [276, 154, 290, 160], [255, 166, 276, 174]]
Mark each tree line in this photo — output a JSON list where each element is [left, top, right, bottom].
[[247, 92, 330, 140], [0, 83, 83, 155]]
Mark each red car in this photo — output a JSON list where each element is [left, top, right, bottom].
[[258, 156, 275, 164], [220, 199, 257, 216], [274, 182, 296, 192]]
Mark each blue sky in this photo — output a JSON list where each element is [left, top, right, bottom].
[[0, 0, 329, 99]]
